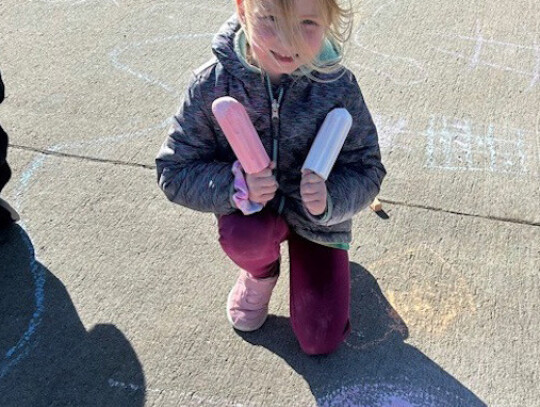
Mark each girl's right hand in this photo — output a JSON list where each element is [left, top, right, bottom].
[[246, 162, 278, 205]]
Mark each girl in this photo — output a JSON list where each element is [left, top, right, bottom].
[[156, 0, 385, 355]]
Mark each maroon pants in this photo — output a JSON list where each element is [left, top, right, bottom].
[[218, 210, 351, 355]]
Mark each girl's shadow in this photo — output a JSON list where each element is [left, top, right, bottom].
[[0, 224, 146, 406], [238, 262, 487, 406]]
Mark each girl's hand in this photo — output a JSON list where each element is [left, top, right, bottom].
[[246, 162, 278, 204], [300, 170, 327, 216]]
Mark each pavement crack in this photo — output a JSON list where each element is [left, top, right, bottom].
[[380, 198, 540, 227], [10, 144, 156, 170], [9, 144, 539, 228]]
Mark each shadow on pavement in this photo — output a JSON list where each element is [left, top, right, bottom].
[[239, 262, 487, 407], [0, 224, 145, 406]]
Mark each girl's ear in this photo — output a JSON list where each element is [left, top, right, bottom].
[[235, 0, 246, 24]]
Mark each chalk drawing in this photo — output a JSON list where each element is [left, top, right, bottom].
[[147, 1, 232, 15], [469, 22, 484, 69], [0, 149, 55, 379], [12, 119, 169, 205], [109, 33, 214, 98], [3, 20, 182, 377], [37, 0, 231, 12], [434, 22, 540, 90], [38, 0, 118, 5], [0, 120, 169, 380], [112, 378, 475, 406], [108, 378, 254, 407], [107, 2, 231, 95], [373, 111, 538, 176], [372, 114, 412, 153], [364, 245, 476, 338], [0, 227, 46, 379], [531, 38, 540, 91], [351, 2, 540, 91], [317, 381, 474, 407], [352, 0, 427, 86], [537, 107, 540, 169], [38, 0, 91, 3], [1, 15, 222, 387], [425, 115, 533, 174]]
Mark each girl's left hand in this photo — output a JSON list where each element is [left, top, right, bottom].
[[300, 170, 327, 216]]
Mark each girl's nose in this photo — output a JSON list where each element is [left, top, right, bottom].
[[277, 38, 294, 55]]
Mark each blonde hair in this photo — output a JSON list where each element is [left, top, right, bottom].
[[240, 0, 354, 80]]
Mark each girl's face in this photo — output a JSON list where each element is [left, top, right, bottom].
[[238, 0, 327, 82]]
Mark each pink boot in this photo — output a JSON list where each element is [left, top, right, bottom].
[[227, 269, 278, 332]]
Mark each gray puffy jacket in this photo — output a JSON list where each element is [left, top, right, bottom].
[[156, 15, 386, 245]]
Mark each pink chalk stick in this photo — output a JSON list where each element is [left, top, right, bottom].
[[212, 97, 271, 174]]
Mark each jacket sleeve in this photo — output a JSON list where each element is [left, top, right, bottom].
[[310, 74, 386, 226], [155, 74, 236, 215]]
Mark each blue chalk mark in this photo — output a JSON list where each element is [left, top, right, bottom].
[[1, 119, 169, 378], [0, 227, 46, 379], [1, 150, 52, 378]]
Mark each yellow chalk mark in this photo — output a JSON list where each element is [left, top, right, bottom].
[[369, 245, 476, 337]]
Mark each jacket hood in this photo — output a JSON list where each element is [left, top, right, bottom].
[[211, 15, 250, 82]]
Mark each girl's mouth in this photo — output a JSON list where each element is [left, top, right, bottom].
[[271, 50, 297, 63]]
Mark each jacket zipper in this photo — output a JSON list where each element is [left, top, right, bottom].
[[266, 76, 284, 170], [271, 98, 280, 165], [266, 75, 285, 214]]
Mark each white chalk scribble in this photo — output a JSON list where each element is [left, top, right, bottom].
[[424, 116, 532, 174], [373, 114, 412, 153], [435, 22, 540, 90], [352, 0, 427, 86]]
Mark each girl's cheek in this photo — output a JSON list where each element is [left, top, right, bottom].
[[255, 22, 276, 40], [313, 28, 325, 42], [303, 27, 322, 43], [300, 34, 322, 57]]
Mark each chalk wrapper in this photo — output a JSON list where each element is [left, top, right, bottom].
[[212, 96, 271, 174], [301, 108, 353, 180]]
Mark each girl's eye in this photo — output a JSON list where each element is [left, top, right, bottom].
[[302, 19, 318, 26], [260, 15, 276, 23]]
